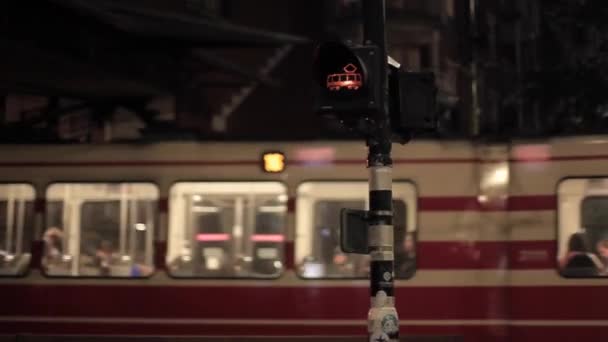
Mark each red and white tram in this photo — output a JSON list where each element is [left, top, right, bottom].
[[0, 136, 607, 341]]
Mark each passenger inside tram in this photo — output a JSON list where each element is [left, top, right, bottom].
[[94, 240, 115, 276], [595, 238, 608, 274], [317, 200, 369, 278], [566, 195, 608, 276], [560, 232, 603, 277], [42, 226, 65, 272], [395, 232, 416, 279]]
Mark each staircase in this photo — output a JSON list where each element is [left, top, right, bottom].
[[211, 44, 293, 133]]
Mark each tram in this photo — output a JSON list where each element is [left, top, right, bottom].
[[0, 136, 607, 341]]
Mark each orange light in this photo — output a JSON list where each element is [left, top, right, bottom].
[[263, 152, 285, 173], [326, 64, 362, 91]]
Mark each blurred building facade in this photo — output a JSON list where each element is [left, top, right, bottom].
[[0, 0, 316, 142], [215, 0, 476, 140], [7, 0, 604, 142]]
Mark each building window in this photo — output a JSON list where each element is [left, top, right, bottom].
[[44, 183, 158, 277], [445, 0, 454, 17], [0, 184, 35, 276], [296, 181, 417, 279], [387, 0, 405, 10], [184, 0, 226, 17], [558, 178, 608, 277], [167, 182, 287, 278]]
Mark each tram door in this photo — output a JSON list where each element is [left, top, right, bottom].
[[188, 194, 286, 277], [189, 196, 234, 276], [251, 197, 285, 276], [169, 182, 287, 278]]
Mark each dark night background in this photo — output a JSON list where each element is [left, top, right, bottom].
[[1, 0, 608, 143]]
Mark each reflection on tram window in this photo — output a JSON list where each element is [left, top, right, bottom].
[[296, 182, 417, 279], [313, 200, 368, 278], [558, 178, 608, 277], [0, 184, 35, 276], [44, 183, 158, 278], [167, 182, 287, 278]]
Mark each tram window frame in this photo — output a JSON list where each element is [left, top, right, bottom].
[[557, 177, 608, 278], [295, 180, 418, 280], [166, 181, 288, 279], [0, 183, 36, 277], [42, 182, 159, 279]]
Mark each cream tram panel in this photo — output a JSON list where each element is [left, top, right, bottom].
[[510, 139, 608, 195], [508, 211, 555, 241], [0, 141, 479, 197]]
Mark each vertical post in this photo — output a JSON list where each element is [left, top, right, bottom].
[[120, 185, 128, 256], [5, 186, 15, 254], [362, 1, 399, 341], [234, 196, 245, 265], [70, 199, 81, 276], [129, 198, 137, 261], [145, 201, 154, 267], [469, 0, 481, 136], [245, 193, 256, 258], [15, 194, 25, 255], [186, 195, 196, 270], [61, 186, 70, 260]]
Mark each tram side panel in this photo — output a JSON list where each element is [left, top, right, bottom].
[[507, 138, 608, 340], [0, 140, 561, 341]]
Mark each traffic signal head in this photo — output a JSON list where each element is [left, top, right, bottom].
[[313, 42, 382, 118], [313, 41, 437, 141]]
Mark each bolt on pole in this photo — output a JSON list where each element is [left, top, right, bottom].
[[362, 1, 399, 342]]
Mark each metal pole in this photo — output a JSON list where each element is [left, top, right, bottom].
[[129, 198, 137, 262], [70, 200, 81, 276], [469, 0, 481, 136], [362, 1, 398, 341], [5, 186, 15, 254], [15, 194, 25, 255], [119, 185, 128, 256], [145, 201, 154, 267], [234, 196, 244, 269]]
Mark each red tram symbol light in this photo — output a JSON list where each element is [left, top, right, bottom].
[[326, 63, 363, 91]]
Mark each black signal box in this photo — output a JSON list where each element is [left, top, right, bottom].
[[313, 41, 438, 141], [389, 69, 437, 141], [313, 42, 382, 117]]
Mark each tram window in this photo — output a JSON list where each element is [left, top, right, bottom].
[[0, 184, 35, 276], [558, 178, 608, 277], [167, 182, 287, 278], [44, 183, 158, 278], [296, 182, 417, 279]]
